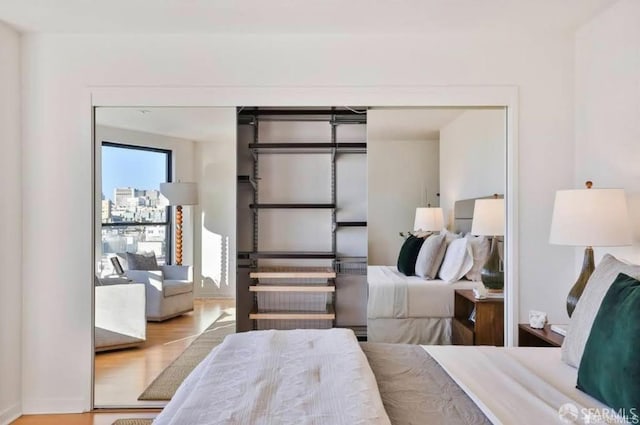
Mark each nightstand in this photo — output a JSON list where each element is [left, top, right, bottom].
[[452, 289, 504, 346], [518, 324, 565, 347]]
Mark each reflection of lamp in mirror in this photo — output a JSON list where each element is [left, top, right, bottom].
[[471, 196, 505, 291], [160, 182, 199, 266], [413, 207, 444, 233], [549, 181, 631, 317]]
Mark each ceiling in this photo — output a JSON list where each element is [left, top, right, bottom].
[[369, 108, 468, 141], [96, 107, 469, 143], [96, 107, 234, 143], [0, 0, 617, 35]]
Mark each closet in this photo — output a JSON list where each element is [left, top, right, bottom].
[[236, 108, 368, 338]]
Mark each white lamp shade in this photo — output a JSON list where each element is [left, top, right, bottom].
[[549, 188, 631, 247], [471, 198, 505, 236], [413, 207, 444, 232], [160, 182, 199, 206]]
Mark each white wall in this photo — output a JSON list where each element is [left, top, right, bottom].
[[575, 0, 640, 268], [94, 123, 196, 274], [20, 30, 577, 412], [194, 109, 237, 298], [440, 109, 506, 228], [0, 20, 22, 425], [368, 109, 440, 265]]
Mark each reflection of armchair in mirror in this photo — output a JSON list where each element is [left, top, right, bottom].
[[125, 265, 194, 321]]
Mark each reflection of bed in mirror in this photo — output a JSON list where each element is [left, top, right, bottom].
[[367, 198, 490, 345]]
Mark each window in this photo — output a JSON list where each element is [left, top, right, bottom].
[[100, 142, 172, 274]]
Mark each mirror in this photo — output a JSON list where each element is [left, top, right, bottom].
[[367, 107, 507, 345], [92, 107, 237, 407]]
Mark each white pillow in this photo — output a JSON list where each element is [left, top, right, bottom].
[[561, 254, 640, 368], [415, 233, 446, 279], [438, 237, 473, 283], [441, 228, 462, 245], [464, 234, 490, 281]]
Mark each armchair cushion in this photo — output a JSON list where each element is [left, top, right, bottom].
[[161, 264, 191, 281], [126, 252, 160, 270], [164, 280, 194, 297]]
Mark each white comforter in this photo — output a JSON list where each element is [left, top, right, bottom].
[[367, 265, 481, 318], [154, 328, 391, 425], [425, 346, 614, 425]]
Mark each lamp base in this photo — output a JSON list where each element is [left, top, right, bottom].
[[567, 246, 595, 317], [481, 237, 504, 290]]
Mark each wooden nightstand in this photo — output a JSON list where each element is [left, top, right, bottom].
[[452, 289, 504, 346], [518, 324, 565, 347]]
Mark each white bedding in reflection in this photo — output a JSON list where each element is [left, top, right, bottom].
[[367, 265, 481, 318]]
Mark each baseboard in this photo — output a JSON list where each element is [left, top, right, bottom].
[[0, 403, 21, 425], [21, 397, 89, 415]]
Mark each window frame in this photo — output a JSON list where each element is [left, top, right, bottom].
[[101, 141, 173, 265]]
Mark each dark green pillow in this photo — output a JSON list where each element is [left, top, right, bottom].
[[397, 235, 425, 276], [577, 272, 640, 415]]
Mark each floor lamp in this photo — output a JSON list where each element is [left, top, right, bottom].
[[549, 181, 631, 317], [160, 182, 199, 266]]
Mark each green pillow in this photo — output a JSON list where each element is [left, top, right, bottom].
[[577, 272, 640, 416], [397, 235, 425, 276]]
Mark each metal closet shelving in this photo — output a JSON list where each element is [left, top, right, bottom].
[[237, 107, 368, 331]]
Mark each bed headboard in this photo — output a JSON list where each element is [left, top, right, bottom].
[[453, 195, 504, 233]]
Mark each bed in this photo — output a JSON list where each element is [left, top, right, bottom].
[[153, 247, 637, 425], [367, 198, 487, 344], [367, 265, 482, 344], [153, 328, 615, 425]]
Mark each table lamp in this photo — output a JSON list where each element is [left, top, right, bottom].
[[413, 207, 444, 233], [160, 181, 199, 265], [471, 196, 505, 291], [549, 181, 631, 317]]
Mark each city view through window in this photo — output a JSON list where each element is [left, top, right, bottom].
[[100, 142, 172, 275]]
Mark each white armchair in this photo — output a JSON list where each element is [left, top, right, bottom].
[[126, 265, 194, 321]]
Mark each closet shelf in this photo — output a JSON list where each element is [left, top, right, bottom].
[[237, 175, 257, 190], [249, 251, 336, 260], [250, 267, 336, 279], [249, 285, 335, 293], [249, 305, 335, 321], [248, 142, 366, 154], [250, 203, 336, 209], [335, 221, 367, 227]]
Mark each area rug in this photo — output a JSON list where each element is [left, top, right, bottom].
[[138, 311, 235, 400], [112, 420, 153, 425]]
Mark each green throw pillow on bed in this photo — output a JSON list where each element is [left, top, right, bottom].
[[577, 272, 640, 417], [397, 235, 425, 276]]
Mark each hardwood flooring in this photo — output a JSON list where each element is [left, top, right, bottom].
[[11, 298, 234, 424], [95, 298, 235, 407]]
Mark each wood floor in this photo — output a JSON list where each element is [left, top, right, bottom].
[[11, 298, 235, 425]]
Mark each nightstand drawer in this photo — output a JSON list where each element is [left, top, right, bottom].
[[453, 289, 504, 346]]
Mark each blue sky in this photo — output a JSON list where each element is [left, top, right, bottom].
[[102, 145, 168, 201]]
